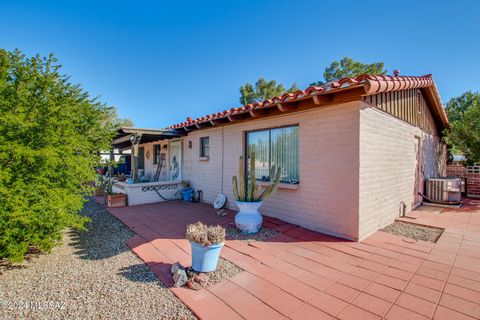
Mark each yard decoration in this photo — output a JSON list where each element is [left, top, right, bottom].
[[232, 151, 281, 234], [186, 222, 225, 272]]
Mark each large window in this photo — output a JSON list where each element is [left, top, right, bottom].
[[200, 137, 209, 157], [246, 125, 299, 183]]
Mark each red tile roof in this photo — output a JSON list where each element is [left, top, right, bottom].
[[169, 74, 447, 130]]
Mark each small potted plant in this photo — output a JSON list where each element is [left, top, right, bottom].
[[232, 151, 281, 234], [186, 222, 225, 272], [181, 180, 194, 202], [100, 176, 127, 207]]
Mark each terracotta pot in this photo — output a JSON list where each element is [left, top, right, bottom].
[[107, 194, 127, 207], [94, 187, 105, 196]]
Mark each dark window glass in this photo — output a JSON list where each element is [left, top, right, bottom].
[[246, 126, 299, 183], [200, 137, 209, 157]]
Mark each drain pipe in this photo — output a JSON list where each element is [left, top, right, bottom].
[[399, 201, 407, 218]]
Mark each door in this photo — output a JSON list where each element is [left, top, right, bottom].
[[169, 140, 182, 181], [138, 147, 145, 171], [413, 136, 423, 208]]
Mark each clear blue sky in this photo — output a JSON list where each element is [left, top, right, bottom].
[[1, 0, 479, 128]]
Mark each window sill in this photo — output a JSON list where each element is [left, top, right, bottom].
[[199, 156, 209, 161], [258, 181, 299, 190]]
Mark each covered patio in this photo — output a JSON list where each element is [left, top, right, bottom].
[[101, 197, 480, 320]]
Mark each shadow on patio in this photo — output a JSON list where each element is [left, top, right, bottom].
[[103, 197, 480, 320]]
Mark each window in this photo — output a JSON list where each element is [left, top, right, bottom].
[[153, 144, 161, 164], [246, 125, 299, 183], [200, 137, 209, 157]]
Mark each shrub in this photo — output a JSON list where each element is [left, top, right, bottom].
[[186, 222, 225, 246], [0, 49, 115, 261]]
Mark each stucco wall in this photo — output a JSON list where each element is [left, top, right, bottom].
[[358, 103, 445, 240], [138, 141, 169, 181], [183, 102, 361, 240]]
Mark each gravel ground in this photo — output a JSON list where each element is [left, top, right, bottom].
[[0, 197, 196, 320], [206, 258, 243, 286], [381, 221, 444, 243], [225, 226, 279, 243]]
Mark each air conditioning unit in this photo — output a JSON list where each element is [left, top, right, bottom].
[[425, 178, 462, 203]]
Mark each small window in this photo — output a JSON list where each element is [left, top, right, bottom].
[[153, 144, 161, 164], [246, 125, 299, 183], [200, 137, 209, 157]]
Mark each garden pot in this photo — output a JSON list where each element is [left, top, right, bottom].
[[235, 201, 263, 234], [190, 241, 224, 272], [181, 188, 194, 202], [94, 187, 105, 196], [107, 194, 127, 208]]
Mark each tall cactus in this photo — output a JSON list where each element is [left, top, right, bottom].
[[232, 151, 282, 202]]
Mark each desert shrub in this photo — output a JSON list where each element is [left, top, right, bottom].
[[0, 49, 115, 261], [186, 222, 225, 246]]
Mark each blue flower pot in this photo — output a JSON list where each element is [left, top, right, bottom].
[[190, 241, 224, 272], [181, 188, 193, 202]]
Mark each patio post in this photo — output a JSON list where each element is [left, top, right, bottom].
[[108, 148, 114, 177], [130, 134, 141, 182]]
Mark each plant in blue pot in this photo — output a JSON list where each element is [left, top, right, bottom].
[[232, 151, 281, 234], [186, 222, 225, 272], [181, 180, 194, 202]]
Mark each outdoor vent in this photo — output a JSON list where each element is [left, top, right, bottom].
[[425, 178, 462, 203]]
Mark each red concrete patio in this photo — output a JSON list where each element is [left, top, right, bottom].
[[101, 197, 480, 320]]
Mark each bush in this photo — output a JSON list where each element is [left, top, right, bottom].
[[0, 49, 115, 261]]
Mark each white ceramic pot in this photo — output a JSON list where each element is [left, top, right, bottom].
[[234, 201, 263, 234]]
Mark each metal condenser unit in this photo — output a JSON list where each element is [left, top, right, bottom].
[[425, 178, 462, 203]]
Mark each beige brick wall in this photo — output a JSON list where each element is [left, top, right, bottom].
[[183, 102, 361, 240], [358, 102, 445, 240]]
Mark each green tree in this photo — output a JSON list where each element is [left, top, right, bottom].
[[444, 91, 480, 164], [239, 77, 298, 105], [310, 57, 387, 86], [106, 108, 134, 128], [0, 49, 116, 261]]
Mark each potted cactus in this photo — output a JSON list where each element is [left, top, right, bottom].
[[232, 151, 281, 234]]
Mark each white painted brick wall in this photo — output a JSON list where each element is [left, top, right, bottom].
[[358, 102, 445, 240], [183, 102, 361, 240]]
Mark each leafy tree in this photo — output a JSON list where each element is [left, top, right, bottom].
[[310, 57, 387, 86], [239, 77, 298, 105], [444, 91, 480, 164], [106, 108, 134, 128], [0, 49, 116, 261]]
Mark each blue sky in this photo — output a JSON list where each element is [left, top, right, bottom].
[[1, 0, 479, 128]]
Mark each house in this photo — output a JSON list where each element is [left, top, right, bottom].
[[111, 74, 448, 241]]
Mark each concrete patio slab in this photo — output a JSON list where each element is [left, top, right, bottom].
[[99, 197, 480, 319]]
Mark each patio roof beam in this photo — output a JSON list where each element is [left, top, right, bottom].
[[249, 108, 270, 118], [195, 122, 213, 129], [312, 94, 334, 105], [277, 102, 298, 112], [210, 118, 230, 126], [227, 113, 250, 122]]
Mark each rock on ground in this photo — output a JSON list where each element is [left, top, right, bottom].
[[0, 197, 196, 320]]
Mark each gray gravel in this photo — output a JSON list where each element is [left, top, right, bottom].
[[0, 197, 196, 320], [226, 226, 279, 243], [206, 258, 243, 287], [381, 220, 444, 243]]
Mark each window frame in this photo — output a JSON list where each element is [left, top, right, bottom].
[[245, 124, 299, 184], [199, 136, 210, 158], [153, 144, 161, 165]]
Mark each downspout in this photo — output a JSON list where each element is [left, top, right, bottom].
[[221, 126, 224, 194]]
